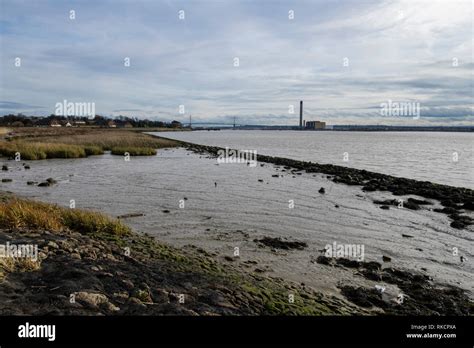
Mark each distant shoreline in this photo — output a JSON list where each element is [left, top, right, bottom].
[[190, 126, 474, 132]]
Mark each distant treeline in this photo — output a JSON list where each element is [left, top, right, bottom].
[[0, 114, 183, 128]]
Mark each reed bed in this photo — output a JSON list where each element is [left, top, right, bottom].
[[0, 128, 178, 160]]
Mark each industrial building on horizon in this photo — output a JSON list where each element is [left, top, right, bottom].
[[305, 120, 326, 130], [299, 100, 326, 130]]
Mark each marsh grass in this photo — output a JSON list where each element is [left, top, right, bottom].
[[12, 128, 177, 149], [0, 142, 88, 160], [84, 145, 104, 156], [0, 198, 130, 236], [0, 128, 177, 159]]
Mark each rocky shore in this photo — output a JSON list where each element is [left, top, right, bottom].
[[170, 139, 474, 231], [1, 213, 470, 315]]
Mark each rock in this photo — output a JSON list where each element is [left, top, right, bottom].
[[362, 261, 382, 272], [46, 178, 57, 184], [462, 201, 474, 210], [244, 260, 258, 265], [38, 182, 51, 187], [24, 165, 30, 170], [202, 293, 237, 310], [315, 255, 332, 265], [122, 279, 134, 290], [70, 253, 82, 260], [403, 200, 420, 210], [258, 179, 263, 182], [47, 241, 59, 249], [151, 289, 169, 303], [38, 251, 48, 260], [336, 258, 360, 268], [450, 220, 464, 229], [1, 165, 8, 171], [162, 210, 170, 213], [224, 256, 235, 262], [375, 285, 385, 293], [449, 214, 473, 229], [380, 205, 390, 210], [339, 286, 385, 308], [360, 268, 382, 281], [26, 181, 37, 185], [434, 207, 458, 214], [113, 291, 129, 300], [127, 297, 147, 308], [407, 198, 432, 205], [254, 237, 307, 250], [382, 255, 392, 262], [133, 289, 153, 303], [1, 178, 12, 182], [318, 187, 325, 194], [117, 213, 145, 219], [362, 185, 376, 192], [402, 234, 413, 238], [334, 204, 339, 208], [271, 174, 279, 178], [74, 292, 120, 311]]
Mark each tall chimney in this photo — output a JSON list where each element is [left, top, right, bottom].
[[299, 100, 303, 129]]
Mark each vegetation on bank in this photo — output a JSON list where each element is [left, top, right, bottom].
[[0, 142, 90, 160], [0, 128, 178, 160], [0, 196, 130, 236]]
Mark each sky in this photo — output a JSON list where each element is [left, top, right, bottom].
[[0, 0, 472, 125]]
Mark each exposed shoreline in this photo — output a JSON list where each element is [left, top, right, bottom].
[[0, 193, 364, 315], [1, 192, 472, 315]]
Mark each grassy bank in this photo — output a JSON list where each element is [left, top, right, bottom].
[[0, 197, 130, 236], [0, 128, 178, 160], [0, 193, 360, 315]]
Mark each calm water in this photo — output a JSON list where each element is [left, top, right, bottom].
[[156, 131, 474, 189]]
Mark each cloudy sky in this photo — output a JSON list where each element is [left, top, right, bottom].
[[0, 0, 472, 125]]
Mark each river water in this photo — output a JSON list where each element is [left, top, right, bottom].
[[156, 130, 473, 189]]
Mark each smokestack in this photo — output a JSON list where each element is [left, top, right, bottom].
[[299, 100, 303, 129]]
